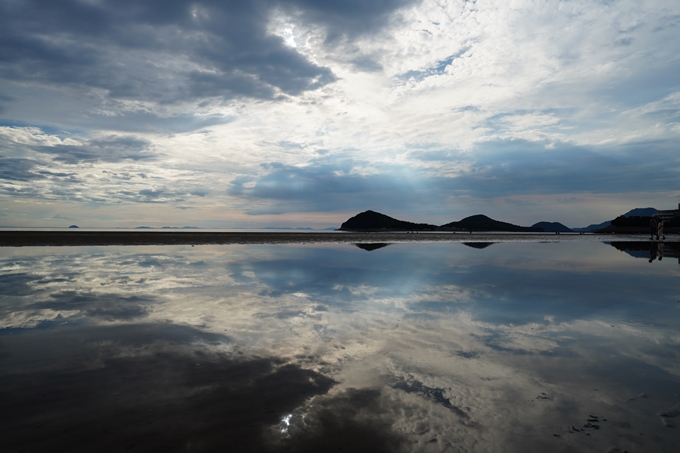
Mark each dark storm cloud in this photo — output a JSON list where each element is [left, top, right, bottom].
[[0, 157, 45, 181], [0, 1, 414, 105], [282, 0, 418, 43], [32, 135, 155, 164], [0, 0, 325, 103]]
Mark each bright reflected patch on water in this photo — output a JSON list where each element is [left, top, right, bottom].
[[0, 241, 679, 452]]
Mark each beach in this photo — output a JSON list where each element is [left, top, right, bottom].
[[1, 230, 674, 247]]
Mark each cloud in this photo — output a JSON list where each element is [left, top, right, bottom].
[[0, 0, 412, 108], [226, 135, 680, 217], [0, 273, 39, 297], [406, 138, 680, 199], [28, 291, 157, 321], [228, 157, 438, 215], [0, 157, 46, 181], [283, 0, 417, 42], [32, 135, 156, 164], [1, 0, 680, 227], [398, 48, 470, 81]]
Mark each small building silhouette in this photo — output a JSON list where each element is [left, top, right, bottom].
[[657, 203, 680, 221]]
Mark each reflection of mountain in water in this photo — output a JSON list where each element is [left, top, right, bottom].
[[462, 242, 495, 249], [608, 242, 680, 263], [354, 243, 391, 251]]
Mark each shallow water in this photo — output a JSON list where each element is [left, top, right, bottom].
[[1, 241, 679, 452]]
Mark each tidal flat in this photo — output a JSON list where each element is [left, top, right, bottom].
[[1, 240, 679, 452], [0, 230, 673, 247]]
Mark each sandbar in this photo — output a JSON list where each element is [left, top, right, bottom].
[[0, 231, 674, 247]]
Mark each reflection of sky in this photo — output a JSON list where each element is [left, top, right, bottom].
[[1, 242, 679, 452]]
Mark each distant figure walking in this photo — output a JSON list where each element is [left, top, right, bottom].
[[657, 218, 665, 241], [650, 217, 658, 240]]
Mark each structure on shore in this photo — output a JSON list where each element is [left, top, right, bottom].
[[657, 203, 680, 221]]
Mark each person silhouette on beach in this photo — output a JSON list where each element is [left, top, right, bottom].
[[650, 217, 658, 240], [649, 242, 658, 263], [657, 218, 665, 241]]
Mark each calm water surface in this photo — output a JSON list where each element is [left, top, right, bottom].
[[1, 242, 679, 452]]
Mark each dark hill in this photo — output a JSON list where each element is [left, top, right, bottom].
[[439, 215, 539, 232], [611, 215, 653, 228], [572, 207, 657, 232], [339, 210, 437, 231], [571, 221, 610, 233], [531, 221, 572, 232], [623, 207, 656, 217]]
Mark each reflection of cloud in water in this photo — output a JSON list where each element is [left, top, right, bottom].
[[30, 291, 155, 321], [0, 323, 347, 453], [1, 243, 679, 451], [268, 388, 406, 452]]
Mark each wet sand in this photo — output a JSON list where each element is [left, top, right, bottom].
[[1, 230, 675, 246]]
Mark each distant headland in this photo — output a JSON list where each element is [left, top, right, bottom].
[[339, 210, 542, 232], [338, 206, 680, 233]]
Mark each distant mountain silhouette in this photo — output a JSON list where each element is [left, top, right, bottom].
[[572, 207, 657, 232], [339, 207, 668, 234], [68, 225, 79, 228], [439, 214, 539, 232], [623, 207, 657, 217], [531, 221, 572, 232], [339, 210, 437, 231], [571, 221, 611, 233]]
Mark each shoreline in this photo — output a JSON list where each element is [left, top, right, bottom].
[[1, 231, 677, 247]]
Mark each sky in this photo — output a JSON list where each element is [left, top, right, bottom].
[[1, 0, 679, 229]]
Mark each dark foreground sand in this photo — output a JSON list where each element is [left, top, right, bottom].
[[1, 231, 675, 246]]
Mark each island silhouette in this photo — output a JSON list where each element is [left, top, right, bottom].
[[339, 210, 541, 232], [338, 208, 680, 234]]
